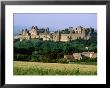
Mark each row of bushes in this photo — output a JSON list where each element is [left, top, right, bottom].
[[14, 54, 97, 63], [14, 54, 31, 61], [14, 54, 69, 63]]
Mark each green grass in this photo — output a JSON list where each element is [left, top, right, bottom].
[[69, 62, 97, 65], [13, 61, 97, 75]]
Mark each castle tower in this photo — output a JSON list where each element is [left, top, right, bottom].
[[74, 26, 82, 34], [20, 29, 30, 41], [30, 26, 38, 38], [77, 26, 82, 33], [82, 28, 86, 34]]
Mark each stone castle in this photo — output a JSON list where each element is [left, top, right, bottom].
[[14, 26, 96, 42]]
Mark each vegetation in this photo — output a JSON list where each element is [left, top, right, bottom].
[[14, 61, 97, 75], [14, 39, 97, 62], [14, 38, 97, 75]]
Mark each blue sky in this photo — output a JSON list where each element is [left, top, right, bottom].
[[14, 13, 97, 33]]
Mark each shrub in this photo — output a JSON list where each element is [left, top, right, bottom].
[[57, 58, 69, 64], [14, 54, 31, 61]]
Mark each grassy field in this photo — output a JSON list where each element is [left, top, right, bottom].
[[13, 61, 97, 75]]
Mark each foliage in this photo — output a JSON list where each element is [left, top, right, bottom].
[[14, 54, 31, 61], [14, 39, 97, 62]]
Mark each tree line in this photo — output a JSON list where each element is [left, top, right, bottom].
[[14, 39, 97, 62]]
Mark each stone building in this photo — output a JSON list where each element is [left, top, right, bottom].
[[82, 52, 97, 58], [73, 53, 82, 60], [15, 26, 95, 42], [64, 52, 97, 60]]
